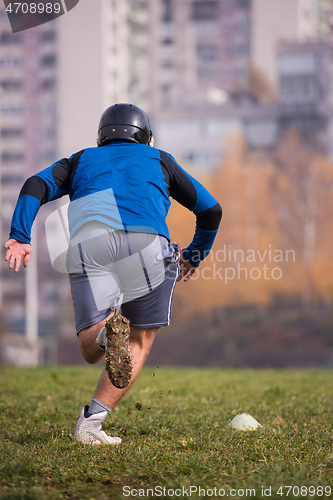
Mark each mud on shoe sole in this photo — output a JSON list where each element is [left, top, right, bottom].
[[105, 315, 132, 389]]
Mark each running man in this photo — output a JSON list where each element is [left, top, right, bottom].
[[4, 103, 222, 444]]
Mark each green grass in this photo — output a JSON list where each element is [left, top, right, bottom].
[[0, 366, 332, 499]]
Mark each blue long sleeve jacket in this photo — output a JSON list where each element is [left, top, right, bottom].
[[10, 142, 222, 267]]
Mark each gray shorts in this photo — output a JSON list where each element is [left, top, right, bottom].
[[66, 222, 179, 334]]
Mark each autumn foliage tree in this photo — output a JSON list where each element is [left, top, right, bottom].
[[168, 134, 333, 321], [271, 131, 333, 304]]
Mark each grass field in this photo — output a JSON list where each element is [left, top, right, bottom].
[[0, 366, 332, 500]]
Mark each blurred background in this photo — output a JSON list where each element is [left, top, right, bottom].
[[0, 0, 333, 367]]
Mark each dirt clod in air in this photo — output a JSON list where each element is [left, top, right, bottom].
[[135, 402, 143, 410]]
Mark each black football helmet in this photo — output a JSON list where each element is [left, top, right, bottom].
[[97, 103, 153, 147]]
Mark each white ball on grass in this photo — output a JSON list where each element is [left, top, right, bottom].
[[227, 413, 261, 430]]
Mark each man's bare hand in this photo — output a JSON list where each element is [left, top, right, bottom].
[[4, 239, 33, 273], [177, 254, 197, 282]]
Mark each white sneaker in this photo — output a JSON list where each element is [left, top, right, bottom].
[[74, 406, 122, 445]]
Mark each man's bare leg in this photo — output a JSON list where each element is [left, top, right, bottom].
[[94, 327, 158, 408], [78, 314, 114, 365], [74, 322, 158, 444], [78, 320, 158, 408]]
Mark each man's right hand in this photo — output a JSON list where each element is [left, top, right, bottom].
[[4, 239, 33, 273]]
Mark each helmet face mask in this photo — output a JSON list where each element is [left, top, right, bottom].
[[97, 103, 154, 147]]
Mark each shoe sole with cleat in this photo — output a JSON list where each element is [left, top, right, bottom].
[[105, 315, 132, 389]]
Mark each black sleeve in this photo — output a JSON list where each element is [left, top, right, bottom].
[[17, 149, 84, 205], [159, 149, 222, 231]]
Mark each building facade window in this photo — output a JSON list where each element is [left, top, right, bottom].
[[44, 127, 56, 140], [197, 45, 218, 61], [0, 104, 24, 116], [45, 150, 57, 162], [162, 0, 173, 22], [162, 61, 174, 68], [0, 80, 22, 91], [192, 20, 218, 35], [192, 1, 218, 20], [42, 79, 56, 91], [0, 32, 21, 44], [238, 0, 250, 9], [0, 128, 23, 138], [42, 31, 56, 42], [0, 57, 22, 69], [42, 54, 56, 67], [1, 152, 24, 163], [221, 0, 235, 15], [1, 173, 23, 184], [197, 68, 218, 81], [160, 84, 171, 105], [280, 76, 325, 103]]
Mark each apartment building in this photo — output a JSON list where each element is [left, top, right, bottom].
[[278, 39, 333, 155], [57, 0, 149, 156], [0, 0, 151, 348], [148, 0, 252, 115], [147, 0, 251, 169], [0, 6, 59, 335], [252, 0, 333, 90], [149, 0, 333, 169]]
